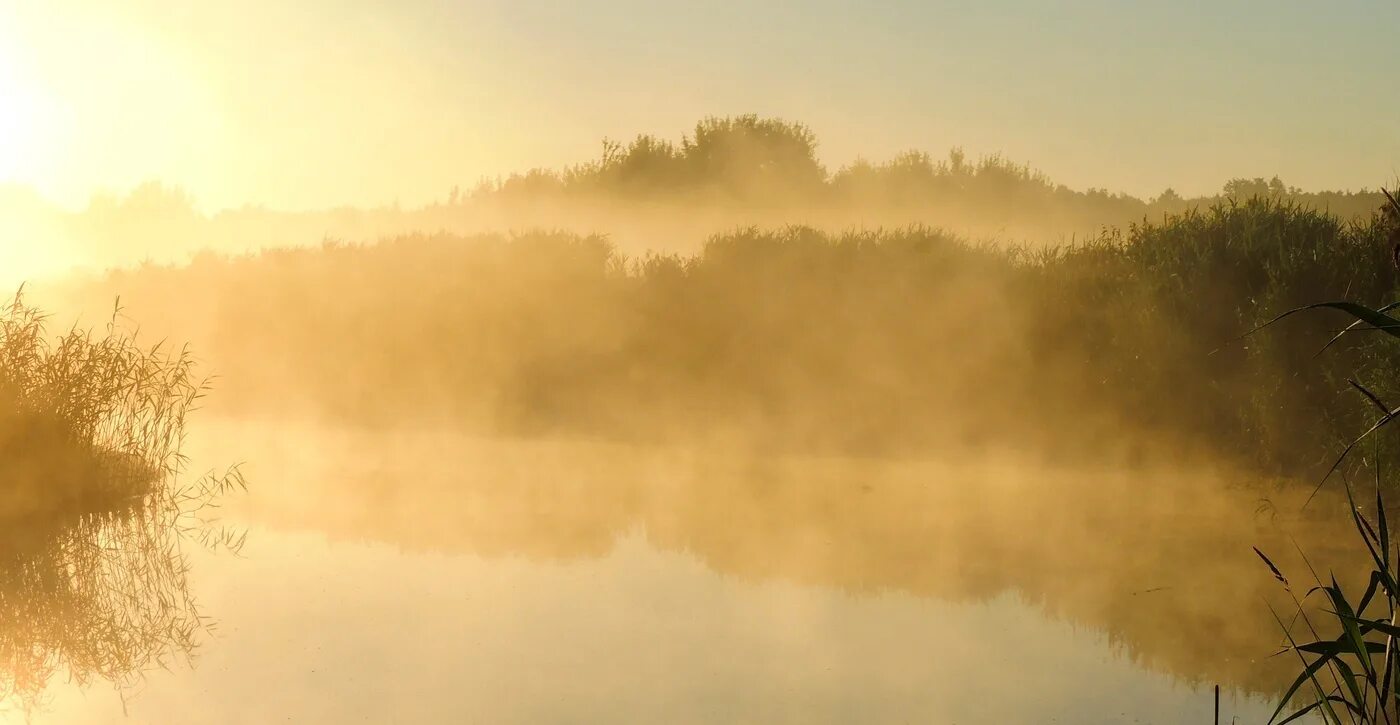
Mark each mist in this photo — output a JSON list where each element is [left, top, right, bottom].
[[5, 149, 1391, 718], [2, 117, 1390, 290], [1, 3, 1399, 721]]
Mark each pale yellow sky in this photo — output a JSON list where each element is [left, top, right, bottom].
[[0, 0, 1396, 211]]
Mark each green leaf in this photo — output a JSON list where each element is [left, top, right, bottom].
[[1319, 302, 1400, 357], [1269, 604, 1344, 725], [1379, 471, 1391, 579], [1328, 580, 1376, 678], [1272, 653, 1335, 720], [1356, 571, 1394, 619], [1297, 639, 1389, 656], [1248, 301, 1400, 344], [1305, 414, 1400, 508], [1329, 655, 1368, 714], [1340, 614, 1400, 640], [1274, 700, 1325, 725]]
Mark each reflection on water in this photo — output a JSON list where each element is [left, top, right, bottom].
[[0, 503, 203, 713], [0, 459, 242, 716], [226, 421, 1360, 692], [18, 419, 1374, 722], [0, 291, 246, 718], [38, 526, 1273, 724]]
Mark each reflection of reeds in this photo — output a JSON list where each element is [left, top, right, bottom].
[[0, 507, 192, 710], [0, 290, 244, 711]]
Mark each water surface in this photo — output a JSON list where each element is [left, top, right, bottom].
[[10, 419, 1355, 723]]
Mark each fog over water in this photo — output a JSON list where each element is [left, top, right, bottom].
[[3, 167, 1394, 723], [1, 4, 1398, 721], [18, 417, 1367, 723]]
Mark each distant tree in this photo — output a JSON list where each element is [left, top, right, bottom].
[[1154, 188, 1183, 205], [947, 147, 967, 175], [586, 134, 684, 194], [679, 115, 826, 199], [1150, 187, 1190, 214], [1223, 176, 1287, 200], [468, 115, 1386, 235]]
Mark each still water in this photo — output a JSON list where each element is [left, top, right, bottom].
[[6, 418, 1350, 723]]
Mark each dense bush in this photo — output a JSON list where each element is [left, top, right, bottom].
[[65, 196, 1400, 474]]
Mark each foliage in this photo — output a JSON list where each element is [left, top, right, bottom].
[[474, 115, 1388, 229], [0, 290, 206, 515], [1255, 190, 1400, 723], [6, 116, 1390, 275], [0, 291, 245, 710], [67, 196, 1400, 473]]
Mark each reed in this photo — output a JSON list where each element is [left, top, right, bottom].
[[0, 289, 245, 711], [0, 287, 219, 516], [1255, 190, 1400, 723]]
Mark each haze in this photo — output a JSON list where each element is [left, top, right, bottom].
[[2, 3, 1399, 723], [0, 0, 1396, 212]]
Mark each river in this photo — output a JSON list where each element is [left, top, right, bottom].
[[8, 417, 1365, 723]]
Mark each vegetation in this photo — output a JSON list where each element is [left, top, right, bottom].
[[3, 116, 1390, 273], [0, 290, 206, 516], [1249, 192, 1400, 723], [0, 291, 244, 710], [0, 490, 234, 712], [478, 115, 1386, 224], [57, 194, 1400, 476], [1257, 475, 1400, 724]]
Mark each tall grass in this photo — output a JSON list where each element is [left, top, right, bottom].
[[1256, 190, 1400, 723], [0, 290, 244, 711], [0, 288, 216, 516]]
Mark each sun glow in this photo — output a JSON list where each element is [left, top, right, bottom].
[[0, 76, 39, 178], [0, 34, 60, 191]]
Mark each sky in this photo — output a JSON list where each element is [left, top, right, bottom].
[[0, 0, 1396, 211]]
